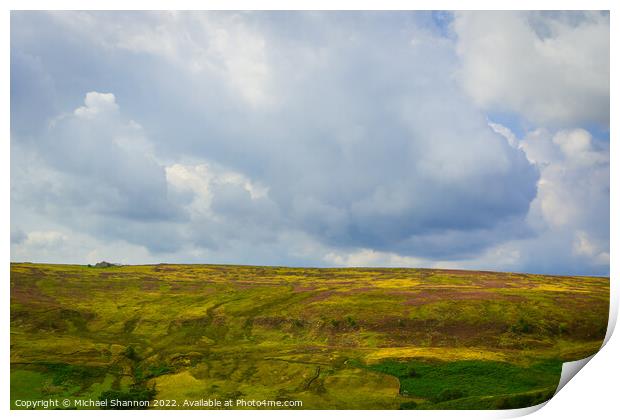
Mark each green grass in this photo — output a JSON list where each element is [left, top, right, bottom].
[[10, 263, 609, 409], [10, 370, 47, 407], [357, 359, 561, 409]]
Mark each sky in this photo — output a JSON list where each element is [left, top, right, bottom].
[[10, 11, 610, 275]]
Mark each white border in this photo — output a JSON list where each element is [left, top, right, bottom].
[[2, 1, 616, 419]]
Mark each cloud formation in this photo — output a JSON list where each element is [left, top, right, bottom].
[[454, 11, 609, 127], [10, 11, 609, 275], [454, 125, 610, 275]]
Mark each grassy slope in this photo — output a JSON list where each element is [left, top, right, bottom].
[[10, 263, 609, 409]]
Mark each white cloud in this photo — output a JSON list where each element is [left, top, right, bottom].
[[11, 90, 184, 256], [49, 12, 273, 107], [454, 11, 609, 126], [573, 230, 609, 265], [10, 225, 165, 265], [74, 92, 118, 119], [488, 121, 518, 148], [552, 129, 609, 167], [323, 248, 427, 268], [467, 123, 609, 274], [521, 128, 609, 230], [23, 231, 67, 248], [165, 162, 269, 216]]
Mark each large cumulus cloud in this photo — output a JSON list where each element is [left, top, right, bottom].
[[10, 11, 609, 274], [454, 11, 609, 127], [442, 125, 610, 276], [11, 91, 186, 254]]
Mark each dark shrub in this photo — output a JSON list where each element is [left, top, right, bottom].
[[511, 318, 534, 334], [123, 345, 139, 361], [405, 366, 418, 378], [432, 389, 466, 403], [399, 401, 418, 410]]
